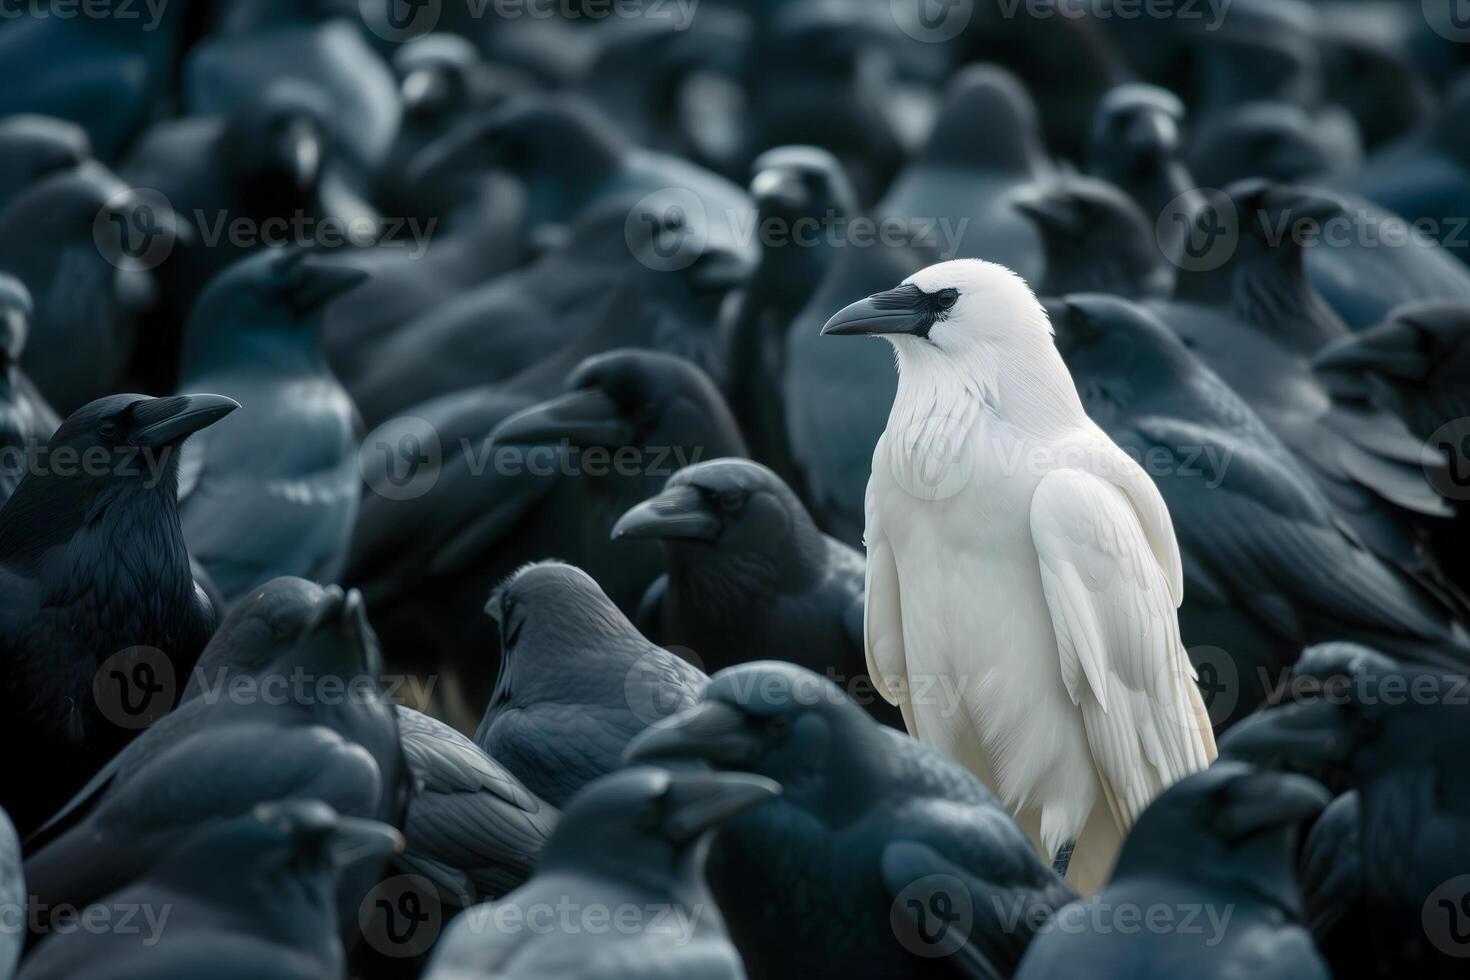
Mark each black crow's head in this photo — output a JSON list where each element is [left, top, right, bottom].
[[1089, 83, 1185, 177], [749, 145, 859, 225], [1046, 294, 1200, 426], [627, 662, 890, 828], [220, 81, 334, 197], [612, 459, 824, 589], [921, 64, 1045, 174], [484, 561, 631, 669], [491, 350, 744, 466], [541, 766, 776, 882], [394, 33, 483, 125], [1187, 102, 1348, 188], [51, 392, 237, 481], [1315, 302, 1470, 387], [183, 248, 368, 365]]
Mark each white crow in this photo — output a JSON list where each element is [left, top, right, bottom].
[[822, 259, 1216, 894]]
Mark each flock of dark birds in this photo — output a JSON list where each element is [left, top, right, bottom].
[[0, 0, 1468, 977]]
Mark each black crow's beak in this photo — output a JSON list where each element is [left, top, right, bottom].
[[277, 116, 323, 193], [490, 388, 634, 448], [1125, 109, 1178, 153], [612, 485, 722, 542], [821, 284, 935, 338], [1012, 189, 1084, 237], [132, 393, 239, 447], [624, 700, 766, 768], [325, 815, 405, 867], [401, 68, 453, 119], [660, 770, 780, 843], [284, 260, 371, 318], [1218, 699, 1357, 772], [749, 167, 808, 211], [1212, 770, 1332, 843], [1313, 321, 1427, 381]]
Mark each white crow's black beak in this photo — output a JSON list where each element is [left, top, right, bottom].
[[821, 284, 938, 338]]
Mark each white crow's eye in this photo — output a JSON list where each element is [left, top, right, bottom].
[[936, 289, 958, 310]]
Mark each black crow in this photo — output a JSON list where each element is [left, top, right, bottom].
[[0, 275, 60, 503], [1319, 16, 1433, 150], [1147, 180, 1458, 591], [1185, 101, 1355, 188], [18, 801, 401, 980], [476, 562, 706, 808], [1051, 295, 1470, 725], [396, 705, 558, 902], [1087, 84, 1201, 268], [723, 145, 849, 488], [1013, 763, 1331, 980], [0, 164, 186, 413], [0, 115, 90, 211], [0, 392, 236, 834], [628, 662, 1077, 980], [1011, 176, 1173, 300], [1223, 650, 1470, 978], [173, 248, 367, 602], [613, 458, 902, 729], [347, 350, 744, 726], [423, 767, 775, 980]]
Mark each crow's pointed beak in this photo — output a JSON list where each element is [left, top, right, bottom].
[[491, 388, 634, 448], [326, 815, 405, 867], [821, 284, 934, 338], [624, 700, 765, 768], [613, 485, 722, 542], [1213, 770, 1332, 843], [660, 770, 780, 843], [132, 393, 239, 448], [1219, 699, 1356, 772], [1313, 320, 1427, 381]]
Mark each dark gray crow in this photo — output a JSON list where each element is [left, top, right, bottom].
[[612, 458, 902, 729], [1223, 649, 1470, 978], [779, 154, 929, 545], [396, 705, 559, 902], [173, 248, 367, 602], [0, 164, 186, 413], [723, 145, 849, 488], [0, 115, 90, 211], [0, 807, 18, 980], [1087, 84, 1201, 268], [347, 350, 743, 727], [1051, 295, 1470, 726], [1011, 176, 1173, 300], [408, 92, 754, 266], [1148, 180, 1458, 592], [627, 662, 1076, 980], [1319, 17, 1433, 150], [876, 65, 1050, 282], [0, 392, 236, 834], [0, 275, 59, 503], [1013, 763, 1331, 980], [476, 562, 706, 808], [424, 767, 776, 980], [18, 801, 401, 980], [345, 192, 747, 426], [1185, 101, 1353, 188]]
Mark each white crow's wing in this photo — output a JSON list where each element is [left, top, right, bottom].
[[1030, 465, 1215, 832], [863, 477, 915, 733]]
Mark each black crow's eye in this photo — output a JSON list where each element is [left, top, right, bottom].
[[98, 421, 119, 439], [718, 490, 743, 512], [766, 716, 792, 739], [936, 289, 958, 310]]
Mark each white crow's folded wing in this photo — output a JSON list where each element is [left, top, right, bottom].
[[863, 477, 913, 732], [1030, 467, 1215, 832]]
